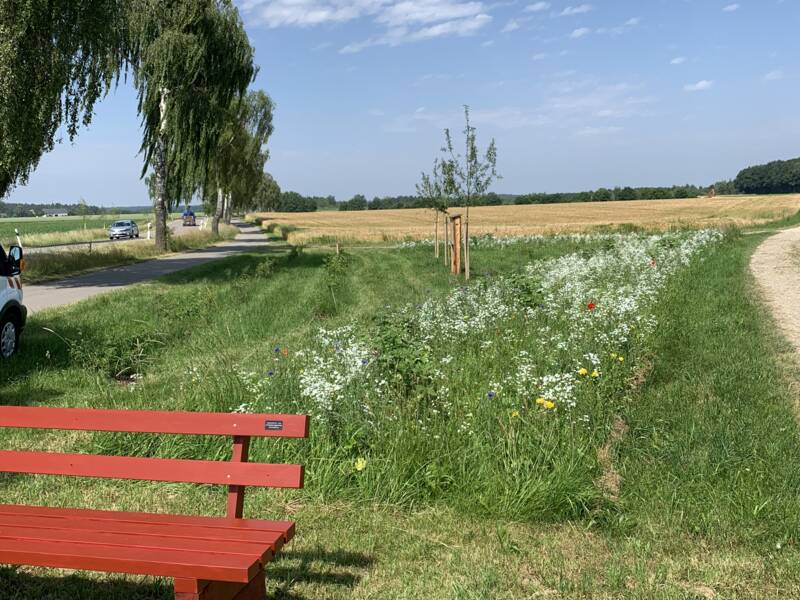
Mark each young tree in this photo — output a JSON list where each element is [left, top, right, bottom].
[[131, 0, 255, 249], [416, 159, 450, 260], [442, 106, 499, 280]]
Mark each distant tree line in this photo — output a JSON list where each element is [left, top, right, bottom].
[[513, 184, 728, 205], [331, 184, 738, 211], [0, 201, 105, 218], [251, 178, 334, 213], [734, 157, 800, 194]]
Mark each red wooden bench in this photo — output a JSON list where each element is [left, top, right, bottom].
[[0, 406, 309, 599]]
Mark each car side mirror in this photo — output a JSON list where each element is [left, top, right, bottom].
[[7, 245, 23, 276]]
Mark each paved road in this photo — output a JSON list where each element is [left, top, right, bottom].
[[23, 222, 268, 314], [24, 219, 203, 255]]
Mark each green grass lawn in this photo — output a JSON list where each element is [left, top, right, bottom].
[[0, 214, 152, 245], [2, 227, 800, 598]]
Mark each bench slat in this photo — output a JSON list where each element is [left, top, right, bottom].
[[0, 407, 309, 438], [0, 504, 295, 540], [0, 537, 260, 582], [0, 523, 278, 563], [0, 451, 304, 488], [0, 513, 287, 546]]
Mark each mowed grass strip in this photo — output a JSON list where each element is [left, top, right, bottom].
[[251, 194, 800, 243]]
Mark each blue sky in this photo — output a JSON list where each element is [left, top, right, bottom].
[[8, 0, 800, 206]]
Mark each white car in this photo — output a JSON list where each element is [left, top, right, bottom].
[[0, 244, 26, 359], [108, 220, 140, 240]]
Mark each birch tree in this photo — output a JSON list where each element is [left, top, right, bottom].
[[416, 159, 450, 260], [443, 105, 499, 280], [207, 90, 275, 234], [131, 0, 254, 250]]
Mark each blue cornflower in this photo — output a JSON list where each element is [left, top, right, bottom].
[[361, 358, 369, 366], [487, 391, 496, 399], [273, 346, 281, 353], [267, 370, 275, 377]]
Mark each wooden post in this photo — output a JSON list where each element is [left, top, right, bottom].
[[464, 207, 470, 281], [434, 211, 439, 258], [226, 435, 250, 519], [444, 211, 450, 267], [450, 214, 462, 275]]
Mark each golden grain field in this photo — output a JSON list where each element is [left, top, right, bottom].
[[252, 194, 800, 243]]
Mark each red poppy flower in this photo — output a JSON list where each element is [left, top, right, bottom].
[[587, 302, 596, 311]]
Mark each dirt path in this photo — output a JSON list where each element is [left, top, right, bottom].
[[23, 222, 268, 314], [750, 227, 800, 350]]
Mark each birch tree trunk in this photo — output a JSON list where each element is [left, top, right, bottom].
[[212, 187, 224, 235], [224, 192, 232, 224], [152, 92, 169, 252]]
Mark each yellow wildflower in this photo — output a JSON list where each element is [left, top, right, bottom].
[[510, 409, 520, 418], [535, 397, 546, 406], [578, 367, 589, 376], [355, 457, 367, 472], [610, 352, 618, 359], [543, 401, 556, 410], [618, 356, 625, 363], [591, 369, 600, 378]]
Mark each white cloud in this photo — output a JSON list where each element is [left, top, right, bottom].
[[377, 0, 484, 27], [570, 27, 591, 39], [597, 17, 640, 35], [670, 56, 687, 65], [524, 1, 550, 12], [575, 125, 623, 136], [241, 0, 389, 27], [481, 39, 495, 46], [559, 4, 592, 16], [341, 13, 492, 52], [764, 69, 784, 81], [532, 52, 547, 60], [379, 77, 657, 136], [684, 80, 713, 92], [722, 3, 740, 12], [242, 0, 493, 53], [501, 19, 519, 32]]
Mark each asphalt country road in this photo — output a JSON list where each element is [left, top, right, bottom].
[[23, 222, 269, 314]]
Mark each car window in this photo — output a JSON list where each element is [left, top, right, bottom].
[[111, 221, 129, 227]]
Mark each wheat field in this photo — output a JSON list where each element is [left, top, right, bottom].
[[251, 194, 800, 243]]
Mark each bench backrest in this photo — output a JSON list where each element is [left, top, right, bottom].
[[0, 407, 309, 519]]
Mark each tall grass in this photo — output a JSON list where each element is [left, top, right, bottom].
[[2, 231, 720, 522]]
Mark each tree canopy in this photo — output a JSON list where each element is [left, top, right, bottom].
[[0, 0, 131, 197], [735, 157, 800, 195], [131, 0, 255, 198]]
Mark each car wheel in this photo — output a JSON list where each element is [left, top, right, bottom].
[[0, 313, 19, 359]]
